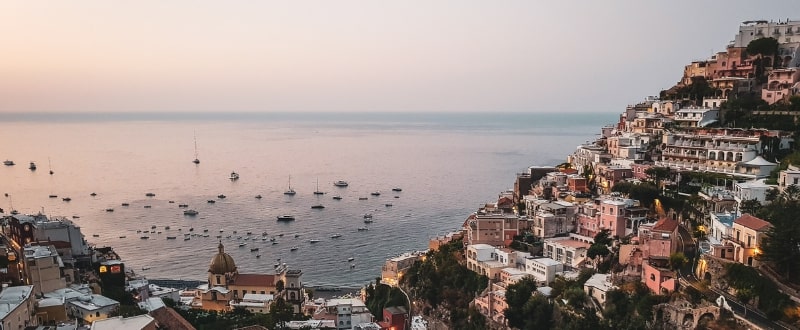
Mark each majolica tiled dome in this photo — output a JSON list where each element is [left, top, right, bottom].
[[208, 242, 237, 274]]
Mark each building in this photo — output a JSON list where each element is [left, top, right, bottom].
[[312, 298, 373, 330], [230, 294, 274, 314], [639, 218, 679, 294], [528, 200, 576, 238], [198, 242, 304, 313], [381, 252, 424, 287], [23, 244, 68, 295], [381, 306, 407, 330], [3, 214, 89, 258], [779, 165, 800, 192], [584, 273, 616, 307], [543, 234, 593, 269], [673, 107, 719, 128], [69, 294, 120, 323], [523, 257, 563, 285], [576, 196, 648, 238], [90, 314, 157, 330], [462, 214, 524, 247], [730, 214, 772, 267], [761, 68, 800, 104], [732, 179, 774, 204], [0, 285, 36, 329], [473, 288, 507, 325]]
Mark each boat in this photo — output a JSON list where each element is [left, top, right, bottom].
[[146, 192, 155, 197], [357, 227, 369, 231], [332, 195, 342, 200], [284, 175, 297, 195], [166, 236, 177, 240], [207, 200, 216, 204], [371, 191, 381, 196], [92, 234, 99, 237], [217, 194, 226, 199], [250, 248, 260, 252], [272, 241, 278, 245], [178, 204, 188, 208], [3, 160, 14, 166], [363, 213, 373, 219], [48, 157, 54, 175], [192, 131, 200, 164], [294, 234, 300, 238], [143, 205, 152, 208], [330, 233, 342, 239], [164, 226, 170, 230], [311, 204, 325, 209], [350, 264, 356, 269], [168, 200, 175, 203], [309, 239, 320, 243], [238, 243, 246, 247], [333, 180, 349, 187], [363, 219, 374, 224], [392, 188, 402, 192], [140, 236, 149, 239], [119, 236, 126, 239], [278, 233, 284, 237], [385, 203, 393, 207], [184, 237, 190, 241], [105, 208, 114, 212], [348, 257, 355, 262], [62, 197, 71, 202], [313, 178, 324, 195], [290, 246, 298, 251], [256, 254, 261, 258], [277, 215, 295, 221], [48, 195, 57, 198], [255, 195, 262, 199], [90, 192, 97, 196], [142, 267, 151, 270], [184, 209, 199, 216], [394, 196, 399, 198], [151, 225, 157, 229], [230, 171, 240, 180], [29, 162, 36, 170], [358, 197, 368, 200]]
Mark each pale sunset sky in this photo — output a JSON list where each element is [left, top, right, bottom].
[[2, 1, 799, 113]]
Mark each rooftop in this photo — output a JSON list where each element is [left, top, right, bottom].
[[90, 314, 155, 330], [734, 214, 772, 231], [70, 294, 119, 311], [0, 285, 33, 320], [584, 273, 616, 292], [233, 273, 275, 287]]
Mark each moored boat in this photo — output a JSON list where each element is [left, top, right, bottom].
[[371, 191, 381, 196], [309, 239, 320, 243], [290, 246, 298, 251], [29, 162, 36, 170], [106, 208, 114, 212], [332, 195, 342, 200], [146, 192, 156, 197], [333, 180, 349, 187], [3, 160, 14, 166], [277, 215, 295, 221], [392, 187, 402, 192], [217, 194, 226, 199], [311, 204, 325, 209], [184, 209, 199, 216], [330, 233, 342, 239], [62, 197, 71, 202], [230, 171, 240, 180]]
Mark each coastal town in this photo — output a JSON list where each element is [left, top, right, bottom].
[[2, 18, 800, 330]]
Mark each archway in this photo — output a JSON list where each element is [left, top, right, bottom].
[[682, 313, 694, 327], [703, 272, 712, 284]]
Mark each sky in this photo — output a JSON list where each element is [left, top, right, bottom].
[[2, 1, 800, 113]]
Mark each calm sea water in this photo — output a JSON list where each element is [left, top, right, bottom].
[[0, 112, 614, 288]]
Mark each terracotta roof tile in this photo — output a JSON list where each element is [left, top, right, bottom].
[[150, 307, 196, 330], [652, 218, 678, 233], [734, 214, 772, 231], [233, 273, 275, 287]]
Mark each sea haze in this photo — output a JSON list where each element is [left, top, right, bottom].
[[0, 112, 614, 288]]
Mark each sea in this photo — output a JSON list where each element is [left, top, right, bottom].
[[0, 112, 615, 289]]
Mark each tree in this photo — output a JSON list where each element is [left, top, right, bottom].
[[269, 297, 295, 329], [739, 199, 762, 215], [504, 277, 538, 328], [644, 167, 670, 188], [757, 199, 800, 280], [276, 279, 285, 292], [668, 252, 688, 271], [746, 37, 779, 57]]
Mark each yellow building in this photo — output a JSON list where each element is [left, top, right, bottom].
[[197, 242, 304, 313]]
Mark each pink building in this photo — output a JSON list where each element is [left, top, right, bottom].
[[576, 196, 647, 239], [761, 68, 800, 104], [638, 218, 679, 294]]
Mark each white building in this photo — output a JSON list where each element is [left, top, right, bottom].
[[543, 234, 593, 269], [90, 314, 155, 330], [673, 107, 719, 128], [0, 285, 36, 330], [584, 273, 616, 307], [708, 212, 737, 245], [523, 257, 563, 285], [779, 165, 800, 192], [733, 179, 774, 204], [68, 294, 120, 323], [313, 298, 373, 330], [230, 293, 274, 314]]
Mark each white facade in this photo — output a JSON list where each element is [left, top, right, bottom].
[[779, 165, 800, 192], [523, 257, 563, 285], [68, 294, 120, 323], [316, 298, 373, 330], [673, 107, 719, 128], [230, 293, 273, 314], [32, 216, 90, 257], [733, 20, 800, 48], [584, 273, 616, 307], [24, 244, 67, 295], [543, 235, 593, 269], [708, 212, 736, 244], [733, 179, 774, 204]]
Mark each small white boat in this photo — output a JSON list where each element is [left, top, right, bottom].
[[309, 239, 320, 243], [371, 191, 381, 196], [330, 233, 342, 239], [333, 195, 342, 200], [230, 171, 240, 180], [142, 267, 151, 270], [311, 204, 325, 209], [184, 209, 198, 216], [392, 187, 403, 192], [285, 176, 297, 195], [363, 213, 373, 219], [364, 219, 374, 224], [238, 243, 246, 247], [3, 160, 14, 166], [217, 194, 226, 199], [348, 257, 355, 262], [290, 246, 299, 251], [333, 180, 349, 187], [313, 178, 324, 195]]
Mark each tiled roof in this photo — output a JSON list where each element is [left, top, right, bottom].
[[652, 218, 678, 233], [233, 273, 275, 287], [734, 214, 772, 231], [150, 307, 196, 330]]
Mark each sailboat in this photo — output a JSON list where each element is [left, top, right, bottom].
[[284, 176, 296, 195], [313, 178, 324, 195], [48, 157, 54, 175], [192, 131, 200, 164]]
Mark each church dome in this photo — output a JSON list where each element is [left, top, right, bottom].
[[209, 242, 237, 274]]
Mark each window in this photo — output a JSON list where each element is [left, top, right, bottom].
[[650, 274, 656, 281]]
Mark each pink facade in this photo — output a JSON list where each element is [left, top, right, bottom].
[[642, 262, 676, 294]]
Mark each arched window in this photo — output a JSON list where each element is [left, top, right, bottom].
[[736, 153, 742, 162], [650, 274, 656, 281]]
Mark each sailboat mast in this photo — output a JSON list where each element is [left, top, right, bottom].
[[192, 131, 200, 164]]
